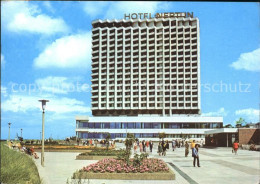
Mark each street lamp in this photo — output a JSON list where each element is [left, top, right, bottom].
[[8, 122, 11, 141], [39, 99, 49, 167], [21, 128, 23, 137]]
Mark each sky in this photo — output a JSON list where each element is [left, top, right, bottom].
[[1, 1, 259, 139]]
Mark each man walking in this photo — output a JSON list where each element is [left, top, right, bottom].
[[172, 139, 176, 151], [192, 144, 200, 167], [185, 141, 189, 157], [149, 140, 153, 152]]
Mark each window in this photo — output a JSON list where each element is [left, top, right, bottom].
[[104, 123, 110, 129]]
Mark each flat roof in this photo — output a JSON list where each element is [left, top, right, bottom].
[[204, 128, 238, 134], [75, 116, 223, 123], [92, 17, 198, 24]]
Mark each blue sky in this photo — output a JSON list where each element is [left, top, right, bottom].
[[1, 1, 259, 139]]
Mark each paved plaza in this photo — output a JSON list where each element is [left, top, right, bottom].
[[35, 144, 260, 184]]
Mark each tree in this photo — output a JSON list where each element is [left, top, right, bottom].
[[125, 133, 135, 151], [235, 118, 246, 128], [224, 124, 233, 128], [159, 132, 166, 140], [124, 133, 135, 165]]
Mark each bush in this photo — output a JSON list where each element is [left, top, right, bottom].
[[0, 142, 41, 184]]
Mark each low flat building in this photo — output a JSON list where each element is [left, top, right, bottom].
[[76, 115, 223, 141], [205, 128, 260, 147]]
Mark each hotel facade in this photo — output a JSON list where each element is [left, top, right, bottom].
[[76, 13, 223, 140]]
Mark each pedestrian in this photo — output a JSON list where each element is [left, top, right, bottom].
[[139, 141, 143, 152], [95, 140, 98, 147], [162, 141, 167, 156], [142, 140, 146, 152], [233, 140, 239, 155], [172, 139, 176, 151], [166, 140, 169, 150], [192, 144, 200, 167], [200, 139, 204, 147], [191, 140, 196, 149], [146, 140, 149, 149], [158, 142, 162, 156], [185, 141, 189, 157], [133, 141, 137, 153], [149, 140, 153, 152]]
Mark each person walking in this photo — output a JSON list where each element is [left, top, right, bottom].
[[233, 140, 239, 155], [191, 140, 196, 149], [139, 141, 143, 152], [172, 139, 176, 151], [162, 141, 167, 156], [133, 141, 137, 153], [185, 141, 189, 157], [166, 140, 169, 150], [146, 140, 149, 151], [142, 140, 146, 152], [158, 142, 162, 156], [192, 144, 200, 167], [149, 140, 153, 152]]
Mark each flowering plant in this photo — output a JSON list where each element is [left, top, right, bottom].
[[81, 158, 169, 173]]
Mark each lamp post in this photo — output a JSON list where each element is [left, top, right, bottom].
[[39, 99, 49, 167], [8, 122, 11, 141], [21, 128, 23, 137]]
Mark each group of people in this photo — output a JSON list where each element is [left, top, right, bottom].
[[20, 145, 39, 159], [8, 141, 39, 159], [133, 140, 154, 153], [157, 140, 170, 156], [80, 139, 115, 147]]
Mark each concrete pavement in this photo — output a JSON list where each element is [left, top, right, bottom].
[[35, 144, 260, 184]]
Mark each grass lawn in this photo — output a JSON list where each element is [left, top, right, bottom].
[[0, 141, 41, 184]]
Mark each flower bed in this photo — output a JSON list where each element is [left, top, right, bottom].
[[79, 149, 124, 156], [33, 145, 114, 150], [76, 149, 124, 160], [73, 158, 175, 180]]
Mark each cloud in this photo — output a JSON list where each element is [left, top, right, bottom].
[[35, 76, 89, 94], [235, 108, 259, 123], [230, 48, 260, 72], [1, 86, 8, 97], [35, 76, 74, 94], [33, 32, 91, 69], [83, 1, 109, 19], [2, 1, 69, 35], [1, 54, 6, 68], [43, 1, 55, 13], [83, 2, 170, 19], [2, 94, 91, 114], [202, 107, 228, 117]]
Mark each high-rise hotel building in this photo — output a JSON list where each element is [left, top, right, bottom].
[[76, 13, 223, 140]]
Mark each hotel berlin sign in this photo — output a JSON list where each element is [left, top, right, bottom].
[[124, 12, 194, 20]]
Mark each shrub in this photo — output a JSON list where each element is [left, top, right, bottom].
[[0, 142, 41, 184]]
